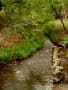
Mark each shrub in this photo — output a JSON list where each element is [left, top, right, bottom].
[[44, 22, 63, 42]]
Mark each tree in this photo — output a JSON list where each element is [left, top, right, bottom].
[[0, 0, 54, 28], [63, 0, 68, 18], [48, 0, 67, 33]]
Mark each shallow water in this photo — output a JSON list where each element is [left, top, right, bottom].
[[0, 40, 53, 90], [53, 84, 68, 90]]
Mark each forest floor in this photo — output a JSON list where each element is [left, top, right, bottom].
[[0, 33, 23, 47]]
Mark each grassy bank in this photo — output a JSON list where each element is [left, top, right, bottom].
[[44, 19, 68, 47], [0, 35, 44, 62]]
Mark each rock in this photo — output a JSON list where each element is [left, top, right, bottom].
[[53, 66, 64, 75], [53, 59, 61, 66], [52, 46, 65, 84], [53, 77, 61, 84], [53, 71, 65, 84]]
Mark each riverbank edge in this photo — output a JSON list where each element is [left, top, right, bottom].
[[0, 36, 45, 64]]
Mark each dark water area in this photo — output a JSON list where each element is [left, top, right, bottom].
[[0, 40, 53, 90]]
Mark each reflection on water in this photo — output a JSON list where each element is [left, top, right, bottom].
[[0, 64, 53, 90], [0, 40, 53, 90]]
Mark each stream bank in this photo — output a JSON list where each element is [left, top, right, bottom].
[[53, 46, 68, 90]]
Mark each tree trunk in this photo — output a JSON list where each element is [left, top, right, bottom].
[[51, 5, 68, 33], [60, 18, 67, 33]]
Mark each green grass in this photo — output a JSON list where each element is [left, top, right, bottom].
[[0, 35, 44, 62], [48, 19, 68, 31], [62, 35, 68, 46], [44, 22, 63, 42], [44, 19, 68, 47]]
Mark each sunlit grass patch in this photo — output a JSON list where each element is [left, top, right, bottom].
[[0, 35, 44, 62]]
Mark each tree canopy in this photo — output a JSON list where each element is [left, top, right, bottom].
[[0, 0, 68, 31]]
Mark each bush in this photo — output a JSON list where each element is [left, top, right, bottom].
[[44, 22, 63, 42]]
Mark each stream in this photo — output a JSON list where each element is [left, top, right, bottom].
[[0, 40, 53, 90]]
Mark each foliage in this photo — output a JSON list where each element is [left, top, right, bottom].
[[63, 35, 68, 46], [0, 0, 54, 27], [63, 0, 68, 9], [44, 22, 63, 42], [46, 0, 64, 18]]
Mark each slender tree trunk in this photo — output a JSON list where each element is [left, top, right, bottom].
[[51, 5, 68, 33], [59, 17, 68, 34], [60, 18, 67, 32]]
